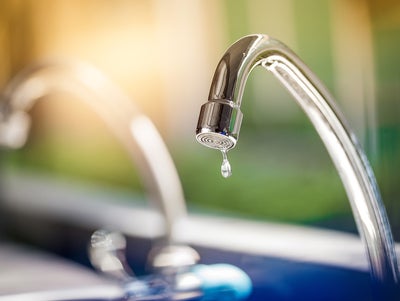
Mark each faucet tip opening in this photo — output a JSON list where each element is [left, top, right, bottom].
[[196, 100, 242, 151], [196, 130, 236, 151], [0, 111, 31, 149]]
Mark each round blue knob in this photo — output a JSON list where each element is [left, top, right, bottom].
[[192, 264, 252, 300]]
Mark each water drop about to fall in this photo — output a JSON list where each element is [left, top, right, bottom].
[[220, 150, 232, 178]]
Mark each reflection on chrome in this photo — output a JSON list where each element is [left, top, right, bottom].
[[196, 34, 399, 285], [0, 60, 188, 264], [89, 229, 135, 281]]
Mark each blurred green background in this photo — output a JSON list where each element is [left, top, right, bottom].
[[1, 0, 400, 239]]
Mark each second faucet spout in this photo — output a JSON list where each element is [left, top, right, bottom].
[[196, 34, 398, 286], [0, 60, 187, 244]]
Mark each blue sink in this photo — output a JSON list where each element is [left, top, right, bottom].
[[1, 173, 399, 300]]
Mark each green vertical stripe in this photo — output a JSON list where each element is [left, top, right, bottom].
[[293, 0, 334, 92], [223, 0, 249, 42]]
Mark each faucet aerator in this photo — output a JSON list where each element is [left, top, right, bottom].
[[196, 131, 235, 151], [196, 100, 242, 151]]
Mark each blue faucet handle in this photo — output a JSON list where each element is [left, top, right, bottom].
[[192, 264, 252, 300]]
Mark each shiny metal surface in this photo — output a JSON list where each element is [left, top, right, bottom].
[[0, 60, 186, 245], [89, 229, 135, 281], [196, 34, 399, 285], [150, 245, 200, 271]]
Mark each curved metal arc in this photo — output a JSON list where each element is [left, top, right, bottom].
[[204, 34, 398, 284], [0, 60, 187, 242], [265, 55, 398, 283]]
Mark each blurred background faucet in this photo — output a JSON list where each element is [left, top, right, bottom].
[[196, 34, 399, 286], [0, 61, 254, 300], [0, 60, 187, 257]]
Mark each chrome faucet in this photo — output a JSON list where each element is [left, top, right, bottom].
[[196, 34, 399, 286], [0, 60, 186, 254]]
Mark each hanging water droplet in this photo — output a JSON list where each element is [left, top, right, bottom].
[[220, 150, 232, 178]]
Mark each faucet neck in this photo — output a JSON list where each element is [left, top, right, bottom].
[[207, 34, 398, 284]]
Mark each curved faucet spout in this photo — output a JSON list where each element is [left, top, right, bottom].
[[0, 60, 186, 243], [196, 34, 398, 285]]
